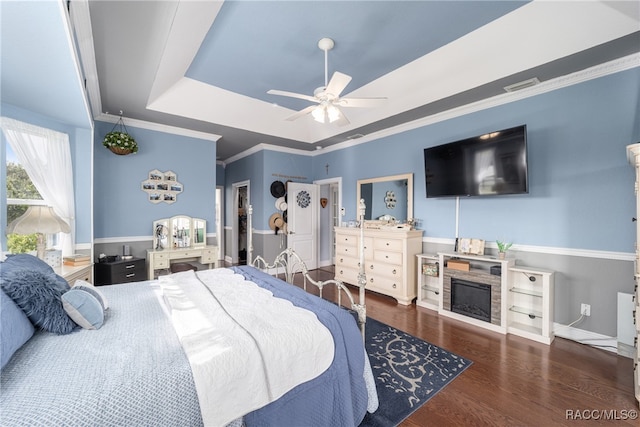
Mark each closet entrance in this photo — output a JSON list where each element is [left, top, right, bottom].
[[232, 180, 249, 265]]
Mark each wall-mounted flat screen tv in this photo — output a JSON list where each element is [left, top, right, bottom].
[[424, 125, 528, 198]]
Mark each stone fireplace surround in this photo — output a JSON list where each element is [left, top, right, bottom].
[[443, 268, 502, 326]]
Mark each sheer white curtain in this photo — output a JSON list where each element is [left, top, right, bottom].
[[2, 117, 76, 256]]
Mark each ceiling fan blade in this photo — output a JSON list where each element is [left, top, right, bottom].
[[336, 97, 387, 108], [324, 71, 352, 98], [267, 89, 319, 104], [284, 105, 317, 121]]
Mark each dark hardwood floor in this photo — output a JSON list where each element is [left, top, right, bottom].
[[302, 266, 638, 426]]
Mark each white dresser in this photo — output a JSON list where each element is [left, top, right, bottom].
[[627, 143, 640, 408], [334, 227, 423, 305]]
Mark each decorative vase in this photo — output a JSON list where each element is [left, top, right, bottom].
[[498, 252, 506, 260], [109, 146, 133, 155]]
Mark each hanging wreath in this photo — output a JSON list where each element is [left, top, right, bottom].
[[102, 112, 138, 155]]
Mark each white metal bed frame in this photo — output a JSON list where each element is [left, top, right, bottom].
[[247, 199, 369, 339]]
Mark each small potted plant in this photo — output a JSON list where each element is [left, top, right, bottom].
[[102, 113, 138, 155], [496, 240, 512, 259]]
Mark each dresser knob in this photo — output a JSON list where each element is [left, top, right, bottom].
[[370, 278, 374, 283], [370, 265, 374, 270], [392, 269, 397, 275], [392, 284, 397, 288]]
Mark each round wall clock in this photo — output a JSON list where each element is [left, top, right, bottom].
[[296, 190, 311, 208]]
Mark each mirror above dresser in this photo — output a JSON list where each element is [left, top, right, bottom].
[[356, 173, 413, 226]]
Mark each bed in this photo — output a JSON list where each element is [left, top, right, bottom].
[[1, 246, 377, 426]]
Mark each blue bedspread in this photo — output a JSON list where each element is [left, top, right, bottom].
[[0, 280, 203, 426], [1, 267, 369, 426], [233, 266, 369, 427]]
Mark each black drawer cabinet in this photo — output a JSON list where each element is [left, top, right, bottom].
[[94, 258, 146, 285]]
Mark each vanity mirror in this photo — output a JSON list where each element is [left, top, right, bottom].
[[357, 173, 413, 224], [152, 215, 207, 250], [193, 218, 206, 247], [172, 216, 192, 248]]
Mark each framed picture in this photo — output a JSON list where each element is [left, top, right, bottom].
[[142, 169, 182, 204], [457, 238, 485, 255]]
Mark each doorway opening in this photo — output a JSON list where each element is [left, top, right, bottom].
[[232, 180, 249, 265], [315, 177, 341, 268]]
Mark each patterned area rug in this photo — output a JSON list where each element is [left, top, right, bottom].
[[360, 317, 473, 427]]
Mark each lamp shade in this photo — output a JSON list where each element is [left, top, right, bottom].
[[6, 206, 71, 235]]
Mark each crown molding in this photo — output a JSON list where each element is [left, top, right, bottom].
[[96, 113, 221, 142]]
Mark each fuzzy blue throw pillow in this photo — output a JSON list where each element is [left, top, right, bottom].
[[1, 269, 76, 335]]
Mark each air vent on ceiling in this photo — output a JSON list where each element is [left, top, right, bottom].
[[347, 133, 365, 140], [504, 78, 540, 93]]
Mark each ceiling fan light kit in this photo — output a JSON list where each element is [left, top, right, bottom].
[[267, 37, 386, 126]]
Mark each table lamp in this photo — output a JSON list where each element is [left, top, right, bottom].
[[6, 206, 71, 259]]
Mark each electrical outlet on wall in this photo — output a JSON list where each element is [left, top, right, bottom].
[[581, 303, 591, 316]]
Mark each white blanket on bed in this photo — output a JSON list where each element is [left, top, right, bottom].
[[158, 268, 335, 427]]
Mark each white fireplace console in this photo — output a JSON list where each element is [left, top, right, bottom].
[[437, 252, 513, 335], [416, 252, 554, 344]]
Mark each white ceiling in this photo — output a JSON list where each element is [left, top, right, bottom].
[[2, 1, 639, 161]]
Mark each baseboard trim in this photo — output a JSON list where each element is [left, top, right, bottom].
[[553, 322, 618, 354]]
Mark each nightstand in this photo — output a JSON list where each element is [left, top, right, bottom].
[[94, 258, 146, 285], [55, 264, 92, 286]]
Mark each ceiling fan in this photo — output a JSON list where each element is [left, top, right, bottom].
[[267, 38, 386, 126]]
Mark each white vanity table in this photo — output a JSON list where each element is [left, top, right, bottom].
[[146, 215, 218, 279]]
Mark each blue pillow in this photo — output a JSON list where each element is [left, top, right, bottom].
[[1, 269, 76, 335], [0, 253, 68, 291], [0, 253, 54, 276], [73, 281, 109, 310], [1, 289, 35, 369], [62, 288, 104, 330]]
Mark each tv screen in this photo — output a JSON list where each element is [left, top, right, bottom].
[[424, 125, 528, 198]]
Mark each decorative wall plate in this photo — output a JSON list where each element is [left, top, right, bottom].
[[385, 190, 396, 209], [296, 190, 311, 208]]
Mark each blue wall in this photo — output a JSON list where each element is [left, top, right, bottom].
[[225, 149, 312, 231], [93, 121, 217, 239], [311, 67, 639, 253]]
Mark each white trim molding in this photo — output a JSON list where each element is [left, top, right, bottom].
[[423, 236, 635, 262], [553, 322, 617, 355]]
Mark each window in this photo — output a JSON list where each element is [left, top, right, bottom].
[[2, 117, 75, 256], [5, 142, 60, 253]]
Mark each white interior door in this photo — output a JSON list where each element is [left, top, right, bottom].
[[287, 182, 318, 270]]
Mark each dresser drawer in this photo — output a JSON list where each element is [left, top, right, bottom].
[[367, 274, 403, 296], [335, 265, 359, 285], [367, 262, 404, 280], [374, 250, 403, 265], [336, 254, 359, 269], [169, 250, 199, 259], [94, 258, 146, 285], [336, 244, 359, 258], [153, 252, 170, 268], [200, 248, 217, 264], [374, 238, 403, 252], [336, 233, 358, 247]]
